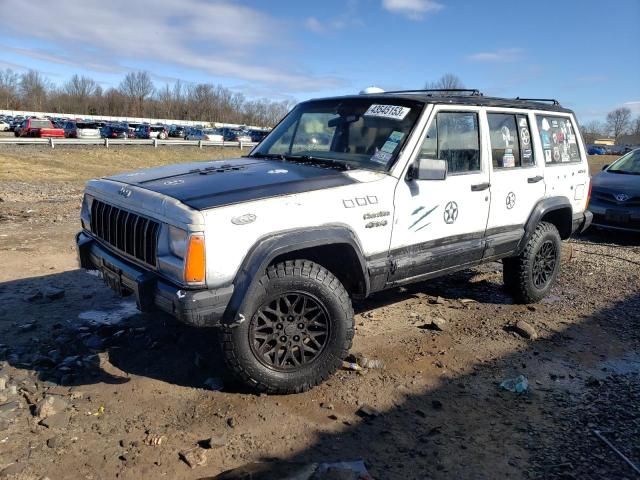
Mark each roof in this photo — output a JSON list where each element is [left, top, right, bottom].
[[305, 91, 574, 114]]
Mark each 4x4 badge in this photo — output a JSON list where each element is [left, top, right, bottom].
[[443, 201, 458, 224], [506, 192, 516, 209]]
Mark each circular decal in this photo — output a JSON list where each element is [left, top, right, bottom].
[[506, 192, 516, 210], [520, 128, 530, 146], [443, 201, 458, 224]]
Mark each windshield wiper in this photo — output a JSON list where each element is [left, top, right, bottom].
[[250, 152, 286, 160], [285, 154, 353, 171]]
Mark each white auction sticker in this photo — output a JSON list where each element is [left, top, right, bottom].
[[364, 104, 410, 121]]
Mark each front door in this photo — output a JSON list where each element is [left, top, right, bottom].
[[388, 107, 491, 286]]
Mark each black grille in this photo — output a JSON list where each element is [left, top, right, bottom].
[[90, 200, 160, 267]]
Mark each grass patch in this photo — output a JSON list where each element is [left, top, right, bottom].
[[0, 146, 245, 184]]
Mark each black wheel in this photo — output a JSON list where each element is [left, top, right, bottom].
[[503, 221, 561, 304], [222, 260, 354, 394]]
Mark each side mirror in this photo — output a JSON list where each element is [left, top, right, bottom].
[[411, 158, 447, 180], [601, 164, 609, 171]]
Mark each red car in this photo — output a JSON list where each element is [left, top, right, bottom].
[[14, 118, 65, 138]]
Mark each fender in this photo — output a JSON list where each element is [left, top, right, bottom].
[[222, 224, 369, 325], [518, 196, 572, 252]]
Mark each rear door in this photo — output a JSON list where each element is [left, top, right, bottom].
[[484, 109, 545, 257], [388, 106, 491, 285], [533, 113, 589, 214]]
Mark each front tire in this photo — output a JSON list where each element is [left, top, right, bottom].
[[222, 260, 354, 394], [503, 221, 561, 304]]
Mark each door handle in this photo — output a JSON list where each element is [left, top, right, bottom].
[[471, 182, 490, 191], [527, 175, 544, 183]]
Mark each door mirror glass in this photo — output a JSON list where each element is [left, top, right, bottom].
[[413, 158, 447, 180]]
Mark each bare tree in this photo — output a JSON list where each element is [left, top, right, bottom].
[[19, 70, 51, 111], [606, 107, 632, 140], [425, 73, 465, 90], [0, 68, 20, 109], [119, 71, 154, 117], [581, 120, 606, 144], [631, 116, 640, 136], [63, 74, 98, 113]]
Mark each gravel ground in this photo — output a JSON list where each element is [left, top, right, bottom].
[[0, 150, 639, 479]]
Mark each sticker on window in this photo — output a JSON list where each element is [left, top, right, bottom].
[[364, 104, 411, 121], [371, 150, 393, 164], [389, 131, 405, 142]]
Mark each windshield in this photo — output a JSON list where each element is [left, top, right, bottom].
[[252, 97, 424, 171], [608, 150, 640, 174], [31, 120, 52, 128]]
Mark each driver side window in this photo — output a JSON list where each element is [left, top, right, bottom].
[[418, 111, 481, 174]]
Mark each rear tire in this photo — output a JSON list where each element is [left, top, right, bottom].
[[221, 260, 354, 394], [503, 221, 561, 304]]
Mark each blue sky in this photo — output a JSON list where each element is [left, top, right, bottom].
[[0, 0, 638, 122]]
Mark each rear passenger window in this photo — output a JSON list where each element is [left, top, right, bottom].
[[535, 115, 580, 164], [488, 113, 534, 168], [419, 112, 480, 174]]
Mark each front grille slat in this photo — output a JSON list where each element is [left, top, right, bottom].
[[90, 200, 159, 267]]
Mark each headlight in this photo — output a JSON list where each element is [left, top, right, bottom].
[[168, 226, 188, 258]]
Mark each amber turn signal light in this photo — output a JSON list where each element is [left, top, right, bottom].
[[184, 234, 206, 283]]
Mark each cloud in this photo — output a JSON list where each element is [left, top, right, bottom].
[[381, 0, 443, 20], [0, 0, 346, 92], [467, 48, 524, 63], [305, 1, 364, 33], [305, 17, 326, 33], [623, 101, 640, 114]]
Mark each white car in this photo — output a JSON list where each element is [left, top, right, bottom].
[[186, 128, 224, 142], [77, 90, 592, 394], [0, 120, 10, 131], [64, 121, 101, 139]]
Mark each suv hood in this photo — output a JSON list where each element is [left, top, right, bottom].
[[107, 158, 359, 210]]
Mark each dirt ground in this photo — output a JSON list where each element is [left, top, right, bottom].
[[0, 146, 638, 480]]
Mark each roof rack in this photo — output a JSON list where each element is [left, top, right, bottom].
[[383, 89, 483, 97], [515, 97, 560, 105]]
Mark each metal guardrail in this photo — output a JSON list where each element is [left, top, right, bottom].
[[0, 137, 258, 149]]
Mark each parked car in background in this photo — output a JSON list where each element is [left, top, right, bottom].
[[588, 145, 608, 155], [168, 125, 185, 138], [100, 125, 129, 139], [588, 148, 640, 232], [184, 128, 221, 141], [135, 124, 169, 139], [64, 121, 102, 138], [14, 118, 65, 138], [249, 129, 269, 143], [0, 119, 9, 131], [222, 127, 252, 143], [9, 117, 24, 132]]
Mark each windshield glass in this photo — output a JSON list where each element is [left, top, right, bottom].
[[31, 120, 52, 128], [252, 97, 424, 171], [608, 150, 640, 174]]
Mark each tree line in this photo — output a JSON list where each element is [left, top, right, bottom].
[[0, 69, 296, 126], [581, 108, 640, 144]]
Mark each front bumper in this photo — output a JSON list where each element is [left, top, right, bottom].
[[76, 232, 233, 327], [587, 201, 640, 232]]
